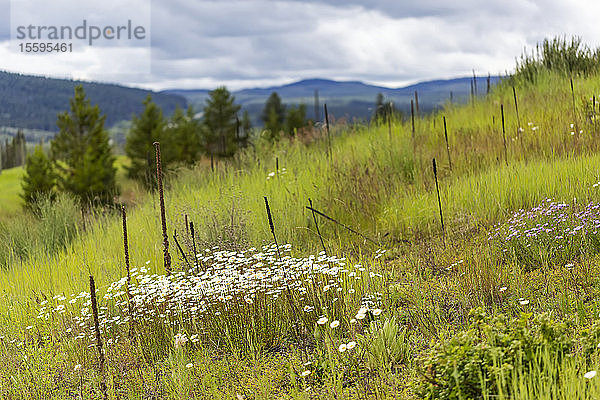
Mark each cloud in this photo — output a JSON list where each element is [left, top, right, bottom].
[[0, 0, 10, 40], [1, 0, 600, 90]]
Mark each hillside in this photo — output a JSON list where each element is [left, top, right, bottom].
[[165, 75, 501, 125], [0, 70, 187, 133], [3, 45, 600, 397]]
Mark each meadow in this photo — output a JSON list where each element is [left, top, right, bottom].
[[0, 166, 24, 218], [3, 40, 600, 399]]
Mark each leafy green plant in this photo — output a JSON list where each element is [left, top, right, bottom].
[[413, 308, 574, 400], [359, 317, 412, 373]]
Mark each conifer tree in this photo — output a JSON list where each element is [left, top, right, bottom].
[[125, 95, 165, 186], [238, 110, 252, 148], [261, 92, 285, 140], [285, 104, 307, 137], [1, 130, 27, 169], [51, 85, 117, 204], [373, 93, 395, 122], [21, 144, 55, 208], [167, 105, 202, 165], [202, 87, 241, 158]]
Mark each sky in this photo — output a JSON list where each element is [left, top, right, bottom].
[[1, 0, 600, 91]]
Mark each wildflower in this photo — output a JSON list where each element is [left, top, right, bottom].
[[338, 343, 347, 352], [174, 333, 188, 349], [585, 370, 597, 379], [355, 308, 368, 320], [330, 320, 340, 328], [350, 318, 357, 324], [301, 370, 311, 377], [519, 298, 529, 305], [74, 364, 82, 371], [372, 309, 382, 316], [499, 287, 507, 292], [185, 363, 194, 368], [317, 316, 328, 325], [346, 341, 357, 350]]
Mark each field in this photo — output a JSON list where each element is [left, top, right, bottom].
[[0, 166, 24, 218], [0, 157, 132, 221], [4, 61, 600, 397]]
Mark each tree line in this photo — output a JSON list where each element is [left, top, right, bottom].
[[20, 85, 314, 208], [0, 130, 27, 171]]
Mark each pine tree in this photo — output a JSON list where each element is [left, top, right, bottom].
[[373, 93, 396, 122], [202, 87, 241, 158], [125, 95, 166, 186], [13, 130, 26, 167], [21, 144, 55, 208], [51, 85, 117, 204], [261, 92, 286, 140], [285, 104, 307, 137], [167, 105, 202, 165], [238, 110, 252, 148], [0, 131, 27, 169]]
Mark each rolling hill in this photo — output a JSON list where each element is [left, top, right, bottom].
[[165, 75, 502, 125], [0, 70, 187, 134]]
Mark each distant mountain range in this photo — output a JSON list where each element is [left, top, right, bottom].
[[0, 71, 502, 144], [164, 76, 502, 126]]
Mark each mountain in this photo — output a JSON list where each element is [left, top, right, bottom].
[[0, 70, 187, 134], [164, 76, 502, 125]]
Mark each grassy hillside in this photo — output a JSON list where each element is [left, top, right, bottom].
[[3, 60, 600, 397]]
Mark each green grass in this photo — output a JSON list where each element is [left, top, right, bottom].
[[0, 166, 24, 218], [5, 64, 600, 398]]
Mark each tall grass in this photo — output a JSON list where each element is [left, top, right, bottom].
[[0, 193, 81, 268], [1, 69, 600, 318]]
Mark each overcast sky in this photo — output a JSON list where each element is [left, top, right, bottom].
[[1, 0, 600, 91]]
